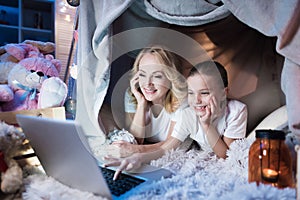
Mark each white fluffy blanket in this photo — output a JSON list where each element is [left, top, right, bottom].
[[22, 139, 296, 199]]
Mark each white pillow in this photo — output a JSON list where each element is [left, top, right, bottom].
[[247, 105, 287, 141]]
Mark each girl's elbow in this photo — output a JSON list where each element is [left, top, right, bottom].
[[216, 152, 227, 159]]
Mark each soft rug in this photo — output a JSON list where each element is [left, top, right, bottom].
[[22, 138, 296, 199]]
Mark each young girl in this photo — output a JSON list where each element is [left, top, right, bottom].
[[171, 61, 247, 158], [123, 46, 187, 145], [104, 61, 247, 179]]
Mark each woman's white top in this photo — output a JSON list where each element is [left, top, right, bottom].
[[124, 88, 188, 143], [171, 99, 247, 151]]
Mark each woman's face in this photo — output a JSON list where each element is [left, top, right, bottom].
[[187, 73, 225, 117], [138, 53, 171, 104]]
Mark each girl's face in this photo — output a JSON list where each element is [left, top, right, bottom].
[[138, 53, 171, 104], [187, 73, 226, 117]]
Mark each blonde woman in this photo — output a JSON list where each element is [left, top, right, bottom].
[[112, 46, 188, 155]]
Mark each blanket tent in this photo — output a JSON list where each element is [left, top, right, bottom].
[[75, 0, 300, 142]]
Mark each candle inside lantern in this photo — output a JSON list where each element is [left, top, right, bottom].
[[249, 130, 294, 188], [262, 168, 279, 182]]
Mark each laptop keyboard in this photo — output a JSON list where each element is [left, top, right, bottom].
[[100, 167, 145, 196]]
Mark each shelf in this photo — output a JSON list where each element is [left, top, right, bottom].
[[0, 0, 18, 8], [22, 0, 54, 30], [0, 26, 18, 45], [0, 0, 54, 46], [0, 4, 19, 26], [22, 26, 52, 33], [0, 23, 18, 30], [23, 0, 54, 11], [22, 28, 53, 42]]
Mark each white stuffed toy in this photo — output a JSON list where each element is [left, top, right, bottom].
[[0, 121, 30, 194]]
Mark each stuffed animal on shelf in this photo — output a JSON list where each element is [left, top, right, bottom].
[[0, 40, 68, 112], [0, 40, 55, 64]]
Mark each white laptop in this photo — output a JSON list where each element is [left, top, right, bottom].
[[16, 114, 172, 199]]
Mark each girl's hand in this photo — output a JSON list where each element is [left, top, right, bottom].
[[200, 96, 218, 126], [130, 73, 147, 107], [103, 153, 143, 180]]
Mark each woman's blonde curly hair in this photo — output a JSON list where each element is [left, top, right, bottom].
[[129, 45, 187, 113]]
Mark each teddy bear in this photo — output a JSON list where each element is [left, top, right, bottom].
[[0, 41, 68, 112], [0, 39, 55, 62], [0, 120, 30, 194]]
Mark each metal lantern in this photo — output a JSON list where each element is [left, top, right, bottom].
[[248, 129, 295, 188]]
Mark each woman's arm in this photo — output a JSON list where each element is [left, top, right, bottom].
[[112, 121, 179, 157], [125, 110, 147, 144], [104, 122, 182, 179], [104, 136, 182, 180], [124, 73, 149, 144]]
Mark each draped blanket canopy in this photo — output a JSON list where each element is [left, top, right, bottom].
[[76, 0, 300, 143]]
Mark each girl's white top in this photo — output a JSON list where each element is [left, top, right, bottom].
[[171, 99, 247, 151]]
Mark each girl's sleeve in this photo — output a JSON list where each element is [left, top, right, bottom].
[[171, 107, 197, 142], [224, 101, 248, 139]]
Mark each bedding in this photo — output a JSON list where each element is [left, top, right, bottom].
[[76, 0, 300, 145], [21, 138, 296, 199], [21, 0, 299, 198]]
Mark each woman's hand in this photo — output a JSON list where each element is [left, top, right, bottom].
[[130, 73, 147, 107], [110, 141, 140, 157], [103, 153, 143, 180]]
